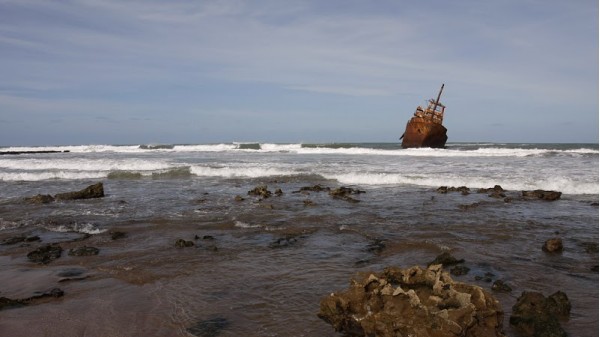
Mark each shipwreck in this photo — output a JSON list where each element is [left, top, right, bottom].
[[400, 84, 448, 148]]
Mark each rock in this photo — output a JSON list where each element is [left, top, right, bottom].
[[450, 265, 470, 276], [438, 186, 470, 194], [0, 287, 64, 311], [234, 195, 245, 202], [186, 317, 231, 337], [109, 231, 127, 240], [581, 242, 598, 254], [274, 188, 283, 196], [175, 239, 194, 248], [295, 185, 330, 193], [68, 246, 100, 256], [1, 236, 26, 245], [318, 264, 505, 337], [55, 182, 104, 201], [366, 239, 386, 254], [510, 291, 570, 337], [542, 238, 563, 253], [522, 190, 562, 201], [27, 244, 63, 264], [268, 235, 298, 249], [247, 185, 272, 198], [24, 194, 55, 204], [329, 187, 364, 203], [303, 199, 315, 206], [428, 252, 465, 267], [459, 202, 480, 211], [491, 280, 512, 292]]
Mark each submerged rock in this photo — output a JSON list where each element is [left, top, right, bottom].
[[27, 244, 63, 264], [247, 185, 272, 198], [318, 264, 505, 337], [24, 194, 55, 204], [491, 280, 512, 293], [187, 317, 231, 337], [510, 291, 570, 337], [329, 187, 364, 203], [175, 239, 195, 248], [109, 231, 127, 240], [522, 190, 562, 201], [542, 238, 563, 253], [55, 182, 104, 201], [0, 288, 64, 311], [428, 252, 465, 267], [68, 246, 100, 256]]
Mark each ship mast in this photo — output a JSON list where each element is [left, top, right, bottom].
[[431, 83, 444, 114]]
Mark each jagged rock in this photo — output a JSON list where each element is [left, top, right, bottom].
[[68, 246, 100, 256], [318, 264, 505, 337], [24, 194, 55, 204], [55, 182, 104, 201], [428, 252, 465, 267], [510, 291, 570, 337], [27, 244, 63, 264], [522, 190, 562, 201], [542, 238, 563, 253], [247, 185, 272, 198]]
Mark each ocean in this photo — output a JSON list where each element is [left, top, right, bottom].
[[0, 142, 598, 336]]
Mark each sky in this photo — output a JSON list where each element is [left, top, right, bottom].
[[0, 0, 598, 146]]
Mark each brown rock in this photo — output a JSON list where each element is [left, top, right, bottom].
[[318, 264, 505, 337], [543, 238, 563, 253], [510, 291, 570, 337], [55, 182, 104, 201], [24, 194, 55, 204], [522, 190, 562, 201]]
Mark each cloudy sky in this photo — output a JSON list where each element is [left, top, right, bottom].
[[0, 0, 597, 146]]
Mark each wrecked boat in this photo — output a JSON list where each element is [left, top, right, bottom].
[[400, 84, 448, 148]]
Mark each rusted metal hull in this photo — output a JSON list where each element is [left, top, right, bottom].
[[401, 117, 448, 148]]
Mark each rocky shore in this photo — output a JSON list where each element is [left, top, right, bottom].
[[0, 181, 596, 336]]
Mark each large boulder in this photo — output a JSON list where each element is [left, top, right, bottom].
[[522, 190, 561, 201], [318, 264, 505, 337], [55, 182, 104, 201], [509, 291, 570, 337]]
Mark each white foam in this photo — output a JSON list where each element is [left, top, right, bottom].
[[43, 222, 107, 234], [190, 165, 296, 178], [234, 220, 262, 229]]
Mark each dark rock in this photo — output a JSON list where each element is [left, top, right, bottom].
[[318, 264, 505, 337], [591, 202, 599, 206], [24, 194, 55, 204], [247, 185, 272, 198], [522, 190, 562, 201], [274, 188, 283, 196], [202, 235, 215, 241], [1, 236, 26, 245], [475, 272, 495, 283], [303, 199, 315, 206], [459, 202, 480, 210], [55, 182, 104, 201], [295, 185, 330, 193], [25, 235, 41, 242], [68, 246, 100, 256], [110, 231, 127, 240], [450, 265, 470, 276], [366, 239, 386, 254], [0, 287, 64, 311], [510, 291, 570, 337], [591, 265, 598, 272], [428, 252, 465, 267], [187, 317, 231, 337], [542, 238, 563, 253], [234, 195, 245, 201], [27, 244, 63, 264], [268, 236, 298, 249], [581, 242, 598, 254], [329, 187, 364, 203], [175, 239, 194, 248], [492, 280, 512, 292]]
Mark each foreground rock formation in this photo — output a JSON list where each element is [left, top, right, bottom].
[[510, 291, 571, 337], [318, 264, 505, 337], [25, 182, 105, 203]]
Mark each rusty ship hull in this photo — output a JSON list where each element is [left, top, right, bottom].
[[400, 84, 448, 149], [401, 118, 447, 148]]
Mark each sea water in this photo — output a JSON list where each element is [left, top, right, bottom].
[[0, 142, 597, 336]]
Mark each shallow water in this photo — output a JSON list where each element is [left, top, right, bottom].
[[0, 143, 597, 336]]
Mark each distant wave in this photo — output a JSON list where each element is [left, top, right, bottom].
[[1, 143, 597, 157]]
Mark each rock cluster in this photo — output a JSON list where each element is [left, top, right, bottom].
[[24, 182, 105, 203], [318, 264, 505, 337], [247, 185, 272, 198], [522, 190, 562, 201]]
